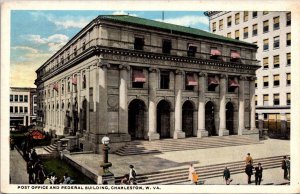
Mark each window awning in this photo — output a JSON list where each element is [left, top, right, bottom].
[[208, 77, 219, 85], [231, 51, 240, 59], [229, 79, 239, 88], [53, 83, 59, 91], [132, 70, 146, 82], [186, 75, 197, 86], [211, 49, 221, 56]]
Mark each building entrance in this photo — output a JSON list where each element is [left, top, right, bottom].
[[226, 102, 234, 135], [205, 101, 217, 136], [157, 100, 171, 138], [128, 99, 146, 139], [182, 101, 194, 137]]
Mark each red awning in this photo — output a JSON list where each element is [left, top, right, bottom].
[[53, 83, 59, 91], [229, 79, 240, 88], [133, 70, 146, 82], [186, 75, 198, 86], [208, 77, 219, 85], [231, 51, 240, 59], [211, 49, 221, 56], [72, 76, 77, 85]]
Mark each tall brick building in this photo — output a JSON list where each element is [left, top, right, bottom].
[[35, 15, 259, 152]]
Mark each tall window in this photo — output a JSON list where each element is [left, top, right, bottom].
[[61, 56, 64, 64], [82, 72, 86, 89], [255, 79, 257, 88], [244, 11, 249, 22], [263, 57, 269, 69], [252, 11, 257, 18], [61, 82, 64, 95], [212, 22, 216, 32], [286, 33, 291, 46], [15, 107, 18, 113], [20, 106, 23, 113], [243, 27, 248, 39], [263, 94, 269, 106], [235, 30, 239, 40], [287, 93, 291, 105], [187, 44, 197, 57], [134, 36, 144, 50], [219, 19, 223, 30], [10, 106, 13, 113], [273, 36, 280, 49], [286, 12, 291, 26], [10, 95, 13, 102], [287, 53, 291, 66], [185, 73, 197, 91], [255, 95, 257, 105], [74, 46, 77, 57], [67, 52, 70, 61], [263, 20, 269, 33], [19, 95, 23, 102], [160, 71, 170, 89], [15, 95, 18, 102], [132, 69, 145, 88], [263, 39, 269, 51], [162, 39, 172, 54], [273, 74, 280, 86], [273, 16, 280, 30], [227, 16, 232, 27], [252, 24, 258, 36], [235, 13, 240, 25], [24, 107, 28, 113], [273, 55, 280, 68], [68, 78, 71, 92], [273, 94, 280, 105], [286, 73, 291, 85], [82, 40, 86, 51], [227, 32, 231, 38], [263, 76, 269, 87]]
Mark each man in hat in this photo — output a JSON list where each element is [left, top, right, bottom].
[[129, 165, 137, 184]]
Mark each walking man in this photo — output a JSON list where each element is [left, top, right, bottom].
[[245, 153, 253, 165], [223, 166, 232, 185], [188, 164, 195, 184], [282, 156, 288, 179], [286, 156, 290, 180], [254, 163, 263, 185], [129, 165, 137, 185], [245, 161, 253, 184]]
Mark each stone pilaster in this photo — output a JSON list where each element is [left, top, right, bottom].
[[249, 76, 256, 130], [174, 69, 185, 139], [238, 76, 246, 135], [219, 74, 229, 136], [98, 61, 109, 135], [148, 68, 160, 140], [197, 72, 208, 138], [119, 64, 130, 134]]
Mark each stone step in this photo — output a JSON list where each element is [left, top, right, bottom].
[[115, 155, 287, 185], [43, 143, 58, 154]]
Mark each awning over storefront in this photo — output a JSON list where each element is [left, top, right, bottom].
[[186, 75, 197, 86], [210, 49, 221, 56], [229, 79, 239, 88], [132, 70, 146, 82], [208, 77, 219, 86], [231, 51, 241, 59]]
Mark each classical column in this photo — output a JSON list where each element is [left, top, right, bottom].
[[249, 76, 256, 130], [148, 68, 160, 140], [219, 74, 229, 136], [238, 76, 246, 135], [197, 72, 208, 137], [174, 70, 185, 139], [86, 67, 90, 133], [98, 61, 109, 135], [119, 64, 130, 134]]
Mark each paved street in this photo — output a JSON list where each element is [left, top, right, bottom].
[[68, 138, 290, 183], [10, 149, 28, 184]]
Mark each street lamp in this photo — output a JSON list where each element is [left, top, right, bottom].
[[99, 136, 114, 184]]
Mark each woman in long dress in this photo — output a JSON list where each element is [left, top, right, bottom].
[[188, 164, 195, 183]]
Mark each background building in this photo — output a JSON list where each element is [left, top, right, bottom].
[[205, 11, 291, 138], [35, 15, 259, 152], [10, 87, 37, 129]]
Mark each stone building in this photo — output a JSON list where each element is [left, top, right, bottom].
[[35, 15, 259, 152], [204, 11, 291, 138]]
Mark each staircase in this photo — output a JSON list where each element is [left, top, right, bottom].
[[115, 155, 288, 185], [43, 143, 58, 154], [115, 135, 261, 156]]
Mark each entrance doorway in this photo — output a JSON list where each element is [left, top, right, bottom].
[[128, 99, 146, 139], [205, 101, 217, 136], [157, 100, 171, 138], [226, 102, 234, 135], [182, 101, 194, 137]]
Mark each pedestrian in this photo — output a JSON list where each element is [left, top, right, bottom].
[[192, 172, 199, 185], [254, 163, 263, 185], [120, 174, 129, 185], [188, 164, 195, 184], [10, 138, 15, 150], [50, 173, 58, 184], [245, 161, 253, 184], [245, 153, 253, 165], [26, 159, 35, 184], [129, 165, 137, 185], [31, 149, 38, 162], [281, 156, 288, 179], [223, 166, 232, 185], [63, 173, 71, 184], [286, 156, 290, 180], [36, 164, 46, 184]]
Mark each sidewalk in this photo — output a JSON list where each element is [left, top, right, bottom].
[[10, 149, 28, 184]]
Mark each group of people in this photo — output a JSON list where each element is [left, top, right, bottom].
[[120, 165, 137, 185]]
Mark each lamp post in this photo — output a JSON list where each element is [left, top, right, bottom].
[[98, 136, 114, 184]]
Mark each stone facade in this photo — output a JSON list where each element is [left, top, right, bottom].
[[35, 15, 259, 153]]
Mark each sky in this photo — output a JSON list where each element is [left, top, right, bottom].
[[10, 10, 209, 87]]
